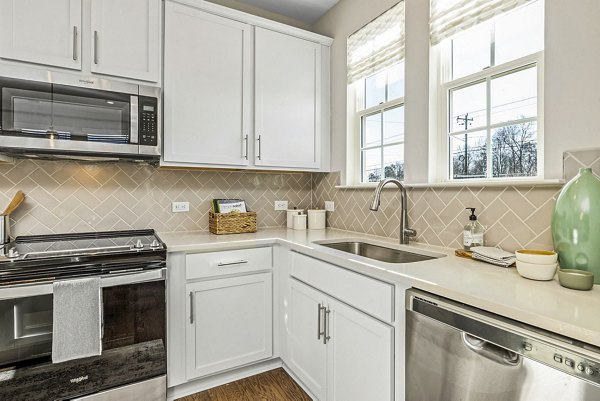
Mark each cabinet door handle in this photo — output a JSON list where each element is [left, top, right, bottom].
[[189, 291, 194, 324], [317, 303, 326, 340], [244, 135, 249, 160], [257, 135, 262, 160], [72, 26, 78, 61], [324, 307, 331, 344], [217, 260, 249, 267], [93, 31, 99, 64]]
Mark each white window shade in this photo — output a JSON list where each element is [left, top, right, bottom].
[[347, 1, 405, 84], [430, 0, 530, 46]]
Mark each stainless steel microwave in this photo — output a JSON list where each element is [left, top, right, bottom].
[[0, 74, 160, 161]]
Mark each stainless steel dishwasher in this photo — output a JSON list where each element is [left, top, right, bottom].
[[406, 289, 600, 401]]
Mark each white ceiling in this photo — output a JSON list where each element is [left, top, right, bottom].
[[235, 0, 340, 24]]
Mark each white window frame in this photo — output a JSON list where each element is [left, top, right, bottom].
[[437, 49, 544, 183], [352, 70, 405, 183]]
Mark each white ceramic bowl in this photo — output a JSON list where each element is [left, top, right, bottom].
[[516, 260, 558, 281], [515, 249, 558, 265]]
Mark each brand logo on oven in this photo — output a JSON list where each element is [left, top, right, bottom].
[[70, 375, 89, 384], [78, 79, 95, 85]]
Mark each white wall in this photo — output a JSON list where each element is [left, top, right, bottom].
[[544, 0, 600, 179], [314, 0, 600, 183], [312, 0, 399, 183]]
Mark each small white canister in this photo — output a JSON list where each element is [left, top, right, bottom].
[[293, 214, 307, 230], [307, 209, 326, 230], [287, 209, 304, 228]]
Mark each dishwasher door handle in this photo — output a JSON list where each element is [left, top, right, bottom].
[[462, 333, 521, 367]]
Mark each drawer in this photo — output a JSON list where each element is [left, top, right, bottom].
[[290, 251, 394, 323], [186, 247, 272, 280]]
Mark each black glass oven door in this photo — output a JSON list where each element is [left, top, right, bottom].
[[0, 77, 131, 144], [0, 279, 166, 401]]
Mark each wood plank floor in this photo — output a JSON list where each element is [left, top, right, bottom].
[[177, 368, 312, 401]]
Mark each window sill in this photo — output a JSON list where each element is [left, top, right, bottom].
[[336, 178, 565, 189]]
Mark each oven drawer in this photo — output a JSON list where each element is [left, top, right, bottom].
[[186, 247, 273, 280]]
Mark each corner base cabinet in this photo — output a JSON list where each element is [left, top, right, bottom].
[[287, 278, 394, 401]]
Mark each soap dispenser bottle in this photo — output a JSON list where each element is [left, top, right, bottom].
[[463, 208, 485, 251]]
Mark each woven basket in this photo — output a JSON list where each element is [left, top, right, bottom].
[[209, 211, 257, 235]]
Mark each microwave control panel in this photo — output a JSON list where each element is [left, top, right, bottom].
[[139, 97, 158, 146]]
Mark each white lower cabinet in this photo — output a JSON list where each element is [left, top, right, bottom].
[[186, 272, 273, 380], [287, 278, 328, 400], [288, 278, 394, 401]]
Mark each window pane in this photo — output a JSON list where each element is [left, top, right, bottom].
[[450, 82, 487, 132], [495, 1, 543, 65], [362, 113, 381, 147], [491, 67, 537, 124], [365, 69, 386, 108], [451, 131, 487, 179], [383, 144, 404, 180], [387, 62, 405, 101], [383, 106, 404, 144], [451, 22, 491, 80], [362, 148, 382, 182], [492, 122, 538, 178]]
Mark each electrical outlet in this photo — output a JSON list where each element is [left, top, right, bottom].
[[274, 200, 288, 211], [325, 201, 335, 212], [172, 201, 190, 213]]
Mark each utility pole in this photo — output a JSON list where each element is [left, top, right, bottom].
[[456, 113, 473, 176]]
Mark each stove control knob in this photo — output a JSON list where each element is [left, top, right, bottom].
[[586, 366, 595, 376], [565, 359, 575, 368], [7, 248, 19, 258], [134, 239, 144, 249], [577, 364, 585, 372], [150, 239, 160, 248]]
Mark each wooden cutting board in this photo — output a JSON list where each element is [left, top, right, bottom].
[[454, 249, 473, 259]]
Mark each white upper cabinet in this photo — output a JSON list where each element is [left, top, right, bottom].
[[163, 2, 251, 166], [161, 0, 331, 172], [0, 0, 82, 70], [0, 0, 160, 83], [90, 0, 160, 82], [254, 28, 321, 169]]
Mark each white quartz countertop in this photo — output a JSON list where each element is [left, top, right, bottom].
[[158, 227, 600, 348]]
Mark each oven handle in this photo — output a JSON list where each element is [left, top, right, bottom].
[[0, 268, 166, 300]]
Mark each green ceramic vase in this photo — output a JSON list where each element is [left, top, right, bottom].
[[552, 168, 600, 284]]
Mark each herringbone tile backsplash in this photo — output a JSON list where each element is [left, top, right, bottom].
[[313, 150, 600, 252], [0, 160, 312, 237], [1, 149, 598, 251]]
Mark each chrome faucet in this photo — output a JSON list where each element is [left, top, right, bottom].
[[369, 178, 417, 245]]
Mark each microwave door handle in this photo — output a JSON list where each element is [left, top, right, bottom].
[[130, 95, 139, 144]]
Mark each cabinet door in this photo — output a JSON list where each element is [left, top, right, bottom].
[[287, 279, 327, 400], [90, 0, 160, 82], [255, 27, 321, 169], [326, 298, 394, 401], [163, 2, 251, 166], [186, 273, 273, 380], [0, 0, 82, 70]]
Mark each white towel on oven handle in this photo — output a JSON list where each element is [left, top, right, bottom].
[[52, 277, 102, 363]]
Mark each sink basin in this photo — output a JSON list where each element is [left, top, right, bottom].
[[317, 241, 438, 264]]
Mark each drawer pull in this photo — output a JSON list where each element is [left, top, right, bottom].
[[217, 260, 249, 267]]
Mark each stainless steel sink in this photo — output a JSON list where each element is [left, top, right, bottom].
[[318, 241, 438, 264]]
